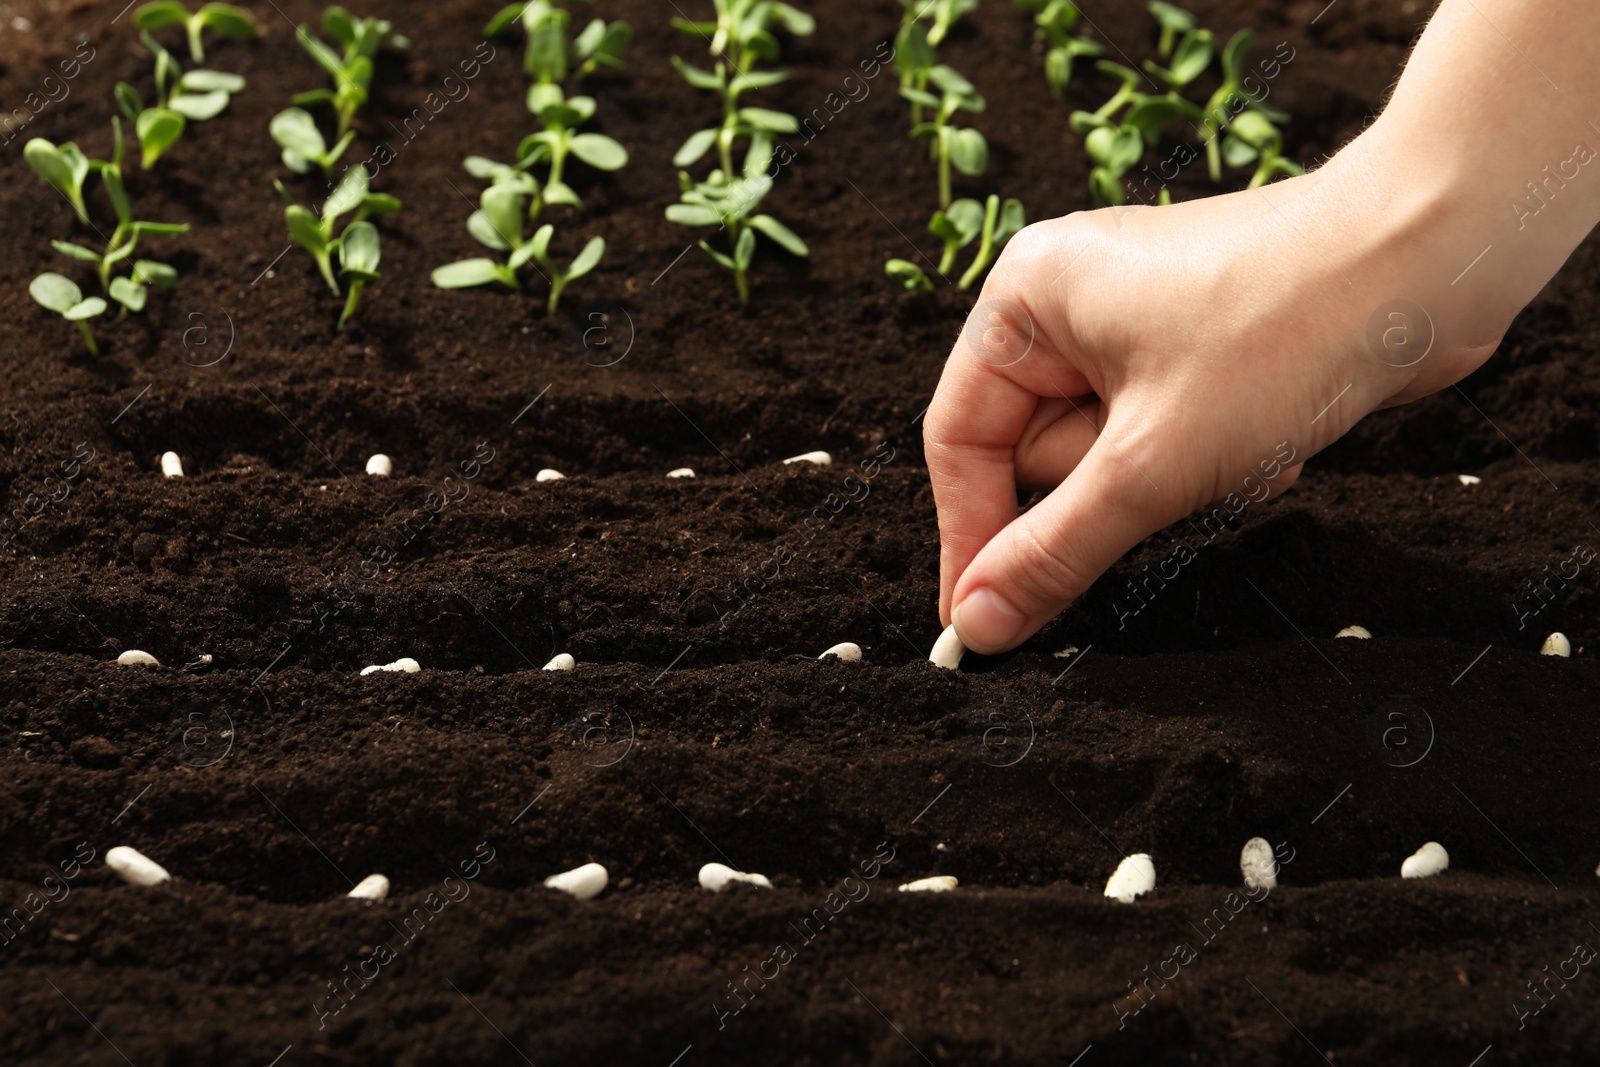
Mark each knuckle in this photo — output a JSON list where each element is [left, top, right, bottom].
[[1006, 516, 1096, 608]]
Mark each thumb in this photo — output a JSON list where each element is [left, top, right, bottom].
[[950, 432, 1181, 655]]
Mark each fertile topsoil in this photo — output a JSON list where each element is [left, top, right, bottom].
[[3, 0, 1600, 1063]]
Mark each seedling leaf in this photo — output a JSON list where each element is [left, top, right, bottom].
[[135, 108, 185, 169], [133, 1, 189, 29], [133, 260, 179, 288], [674, 127, 720, 167], [169, 89, 231, 120], [666, 203, 722, 227], [949, 128, 989, 175], [181, 69, 245, 93], [197, 3, 257, 40], [64, 297, 108, 321], [468, 210, 515, 251], [748, 214, 808, 257], [51, 241, 103, 263], [30, 272, 84, 314], [567, 236, 605, 279], [339, 221, 381, 278], [569, 133, 628, 170], [110, 276, 148, 312], [433, 258, 518, 289]]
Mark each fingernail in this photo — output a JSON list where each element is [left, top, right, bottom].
[[952, 588, 1028, 654]]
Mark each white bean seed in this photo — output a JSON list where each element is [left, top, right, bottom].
[[360, 657, 420, 676], [1104, 853, 1156, 903], [543, 653, 575, 671], [116, 650, 160, 667], [929, 625, 965, 670], [348, 874, 389, 901], [698, 862, 772, 892], [544, 862, 608, 900], [1401, 841, 1449, 879], [819, 642, 861, 662], [1240, 837, 1278, 890], [667, 468, 696, 479], [898, 875, 958, 893], [365, 454, 392, 477], [1335, 625, 1372, 639], [1052, 645, 1080, 658], [536, 468, 566, 482], [1542, 632, 1572, 657], [1458, 474, 1481, 486], [106, 846, 171, 887], [782, 451, 832, 467], [160, 452, 184, 478]]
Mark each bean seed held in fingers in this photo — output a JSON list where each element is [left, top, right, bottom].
[[929, 625, 965, 670]]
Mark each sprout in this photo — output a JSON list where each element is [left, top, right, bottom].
[[1014, 0, 1103, 96], [519, 84, 629, 205], [1222, 109, 1305, 189], [898, 0, 976, 49], [275, 166, 400, 326], [1147, 0, 1195, 58], [270, 107, 355, 177], [132, 0, 257, 63], [291, 7, 408, 138], [29, 273, 106, 355], [903, 65, 988, 208], [114, 32, 247, 167], [24, 138, 92, 224], [667, 134, 808, 302], [486, 0, 632, 83], [888, 195, 1025, 292]]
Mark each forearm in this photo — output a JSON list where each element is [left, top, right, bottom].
[[1333, 0, 1600, 363]]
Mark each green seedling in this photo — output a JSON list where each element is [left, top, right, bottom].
[[336, 220, 381, 329], [486, 0, 632, 83], [24, 138, 93, 224], [292, 7, 408, 137], [1014, 0, 1102, 96], [519, 85, 629, 205], [1222, 109, 1304, 188], [1084, 123, 1143, 206], [111, 33, 245, 169], [903, 65, 988, 208], [1195, 28, 1287, 180], [1141, 24, 1213, 91], [132, 0, 256, 63], [274, 164, 400, 297], [432, 170, 606, 313], [886, 193, 1024, 292], [672, 0, 813, 77], [892, 20, 935, 126], [666, 134, 807, 302], [46, 124, 186, 302], [1147, 1, 1194, 59], [271, 107, 356, 176], [672, 58, 797, 177], [29, 273, 107, 355], [898, 0, 976, 48]]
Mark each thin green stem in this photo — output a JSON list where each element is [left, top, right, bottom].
[[938, 130, 952, 209], [547, 273, 566, 315], [337, 279, 364, 329], [317, 251, 341, 295], [75, 321, 99, 356], [187, 20, 206, 63], [958, 196, 999, 290]]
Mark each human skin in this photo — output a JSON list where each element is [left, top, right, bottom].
[[925, 0, 1600, 654]]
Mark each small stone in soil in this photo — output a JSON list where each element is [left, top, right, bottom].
[[348, 874, 390, 900], [699, 862, 772, 892], [819, 642, 861, 662], [106, 846, 171, 886], [360, 658, 420, 676], [929, 625, 965, 670], [117, 650, 160, 667], [545, 862, 608, 900], [1104, 853, 1156, 903], [1401, 841, 1449, 879]]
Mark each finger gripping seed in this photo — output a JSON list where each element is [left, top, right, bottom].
[[1104, 853, 1156, 903], [106, 846, 170, 887], [699, 862, 772, 892], [545, 862, 608, 900]]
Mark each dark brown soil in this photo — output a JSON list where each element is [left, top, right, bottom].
[[4, 0, 1600, 1064]]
